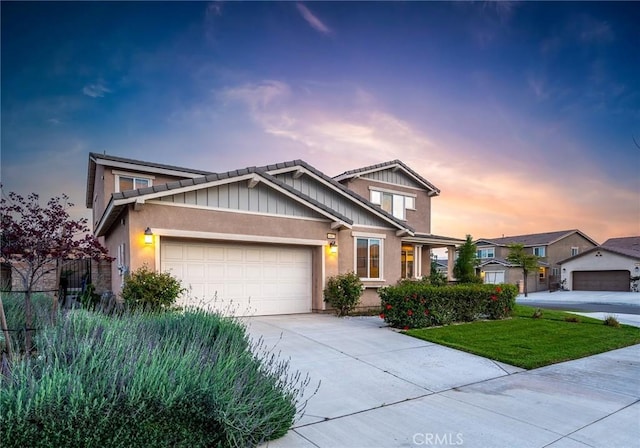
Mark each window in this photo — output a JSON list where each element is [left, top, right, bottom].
[[538, 267, 546, 281], [370, 189, 415, 220], [113, 171, 153, 192], [533, 246, 546, 257], [552, 267, 560, 277], [117, 176, 151, 192], [571, 247, 579, 256], [477, 247, 495, 259], [401, 245, 414, 279], [356, 237, 382, 279]]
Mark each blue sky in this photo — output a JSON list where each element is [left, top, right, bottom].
[[2, 1, 639, 244]]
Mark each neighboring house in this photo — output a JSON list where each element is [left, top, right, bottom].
[[475, 230, 598, 292], [86, 154, 464, 315], [559, 236, 640, 292]]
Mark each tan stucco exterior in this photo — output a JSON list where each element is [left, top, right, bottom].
[[89, 154, 462, 314]]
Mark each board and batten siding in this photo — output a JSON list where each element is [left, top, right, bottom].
[[362, 169, 423, 189], [157, 181, 325, 219], [276, 172, 391, 227]]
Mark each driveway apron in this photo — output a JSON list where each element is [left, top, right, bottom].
[[248, 314, 639, 448]]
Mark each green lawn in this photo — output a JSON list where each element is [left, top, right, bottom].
[[405, 304, 640, 369]]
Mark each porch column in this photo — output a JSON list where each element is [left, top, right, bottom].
[[414, 245, 423, 278], [447, 245, 456, 281]]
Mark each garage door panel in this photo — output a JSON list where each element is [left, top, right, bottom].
[[186, 246, 205, 261], [163, 244, 184, 260], [205, 247, 224, 261]]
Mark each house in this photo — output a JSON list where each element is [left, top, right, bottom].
[[86, 154, 464, 315], [475, 230, 598, 292], [559, 236, 640, 292]]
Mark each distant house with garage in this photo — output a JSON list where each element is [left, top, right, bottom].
[[86, 153, 464, 315], [475, 230, 598, 292], [559, 236, 640, 292]]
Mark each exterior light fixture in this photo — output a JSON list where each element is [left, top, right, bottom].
[[144, 227, 153, 245], [329, 240, 338, 254]]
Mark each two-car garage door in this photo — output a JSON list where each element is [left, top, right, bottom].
[[161, 240, 312, 315], [572, 270, 630, 292]]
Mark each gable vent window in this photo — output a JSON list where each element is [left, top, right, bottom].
[[571, 247, 579, 256], [370, 189, 415, 220]]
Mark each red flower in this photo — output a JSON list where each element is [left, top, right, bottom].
[[412, 293, 418, 299], [386, 304, 392, 310], [379, 313, 385, 319], [490, 295, 498, 301], [424, 309, 430, 316], [407, 309, 413, 316], [495, 286, 502, 293], [403, 326, 409, 330]]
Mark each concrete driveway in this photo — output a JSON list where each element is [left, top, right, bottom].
[[248, 314, 640, 448]]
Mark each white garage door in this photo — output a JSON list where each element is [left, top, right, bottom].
[[161, 240, 312, 315]]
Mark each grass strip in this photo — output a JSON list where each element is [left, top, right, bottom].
[[406, 304, 640, 369]]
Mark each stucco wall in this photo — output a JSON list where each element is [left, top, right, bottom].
[[103, 201, 408, 310], [340, 177, 432, 234]]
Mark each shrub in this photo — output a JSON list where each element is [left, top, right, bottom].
[[604, 315, 620, 328], [121, 265, 185, 311], [378, 283, 517, 329], [1, 292, 53, 355], [564, 315, 580, 323], [0, 308, 308, 447], [323, 272, 363, 316]]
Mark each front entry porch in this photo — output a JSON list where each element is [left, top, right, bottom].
[[400, 234, 464, 281]]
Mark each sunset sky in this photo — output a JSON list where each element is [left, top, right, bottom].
[[2, 1, 639, 245]]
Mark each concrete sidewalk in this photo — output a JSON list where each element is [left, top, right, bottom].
[[249, 314, 640, 448]]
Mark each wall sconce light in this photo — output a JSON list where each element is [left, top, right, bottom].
[[144, 227, 153, 245], [635, 266, 639, 272], [562, 268, 566, 273], [329, 240, 338, 254]]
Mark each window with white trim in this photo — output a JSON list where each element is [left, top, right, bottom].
[[115, 174, 152, 192], [533, 246, 546, 257], [477, 247, 495, 258], [370, 190, 415, 220], [571, 247, 579, 256], [356, 237, 382, 279]]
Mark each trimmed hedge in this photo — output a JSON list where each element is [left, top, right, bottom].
[[378, 283, 518, 329]]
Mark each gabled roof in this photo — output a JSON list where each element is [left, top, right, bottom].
[[559, 236, 640, 264], [602, 236, 640, 258], [476, 229, 598, 247], [93, 159, 419, 238], [86, 152, 212, 207], [332, 160, 440, 196], [259, 159, 416, 235], [479, 257, 549, 268], [94, 163, 360, 237]]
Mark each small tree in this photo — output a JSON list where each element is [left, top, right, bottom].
[[0, 191, 111, 354], [429, 256, 447, 286], [323, 272, 363, 317], [506, 243, 540, 297], [453, 235, 481, 283]]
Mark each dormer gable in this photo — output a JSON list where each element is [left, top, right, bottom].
[[333, 160, 440, 196], [86, 152, 212, 208]]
